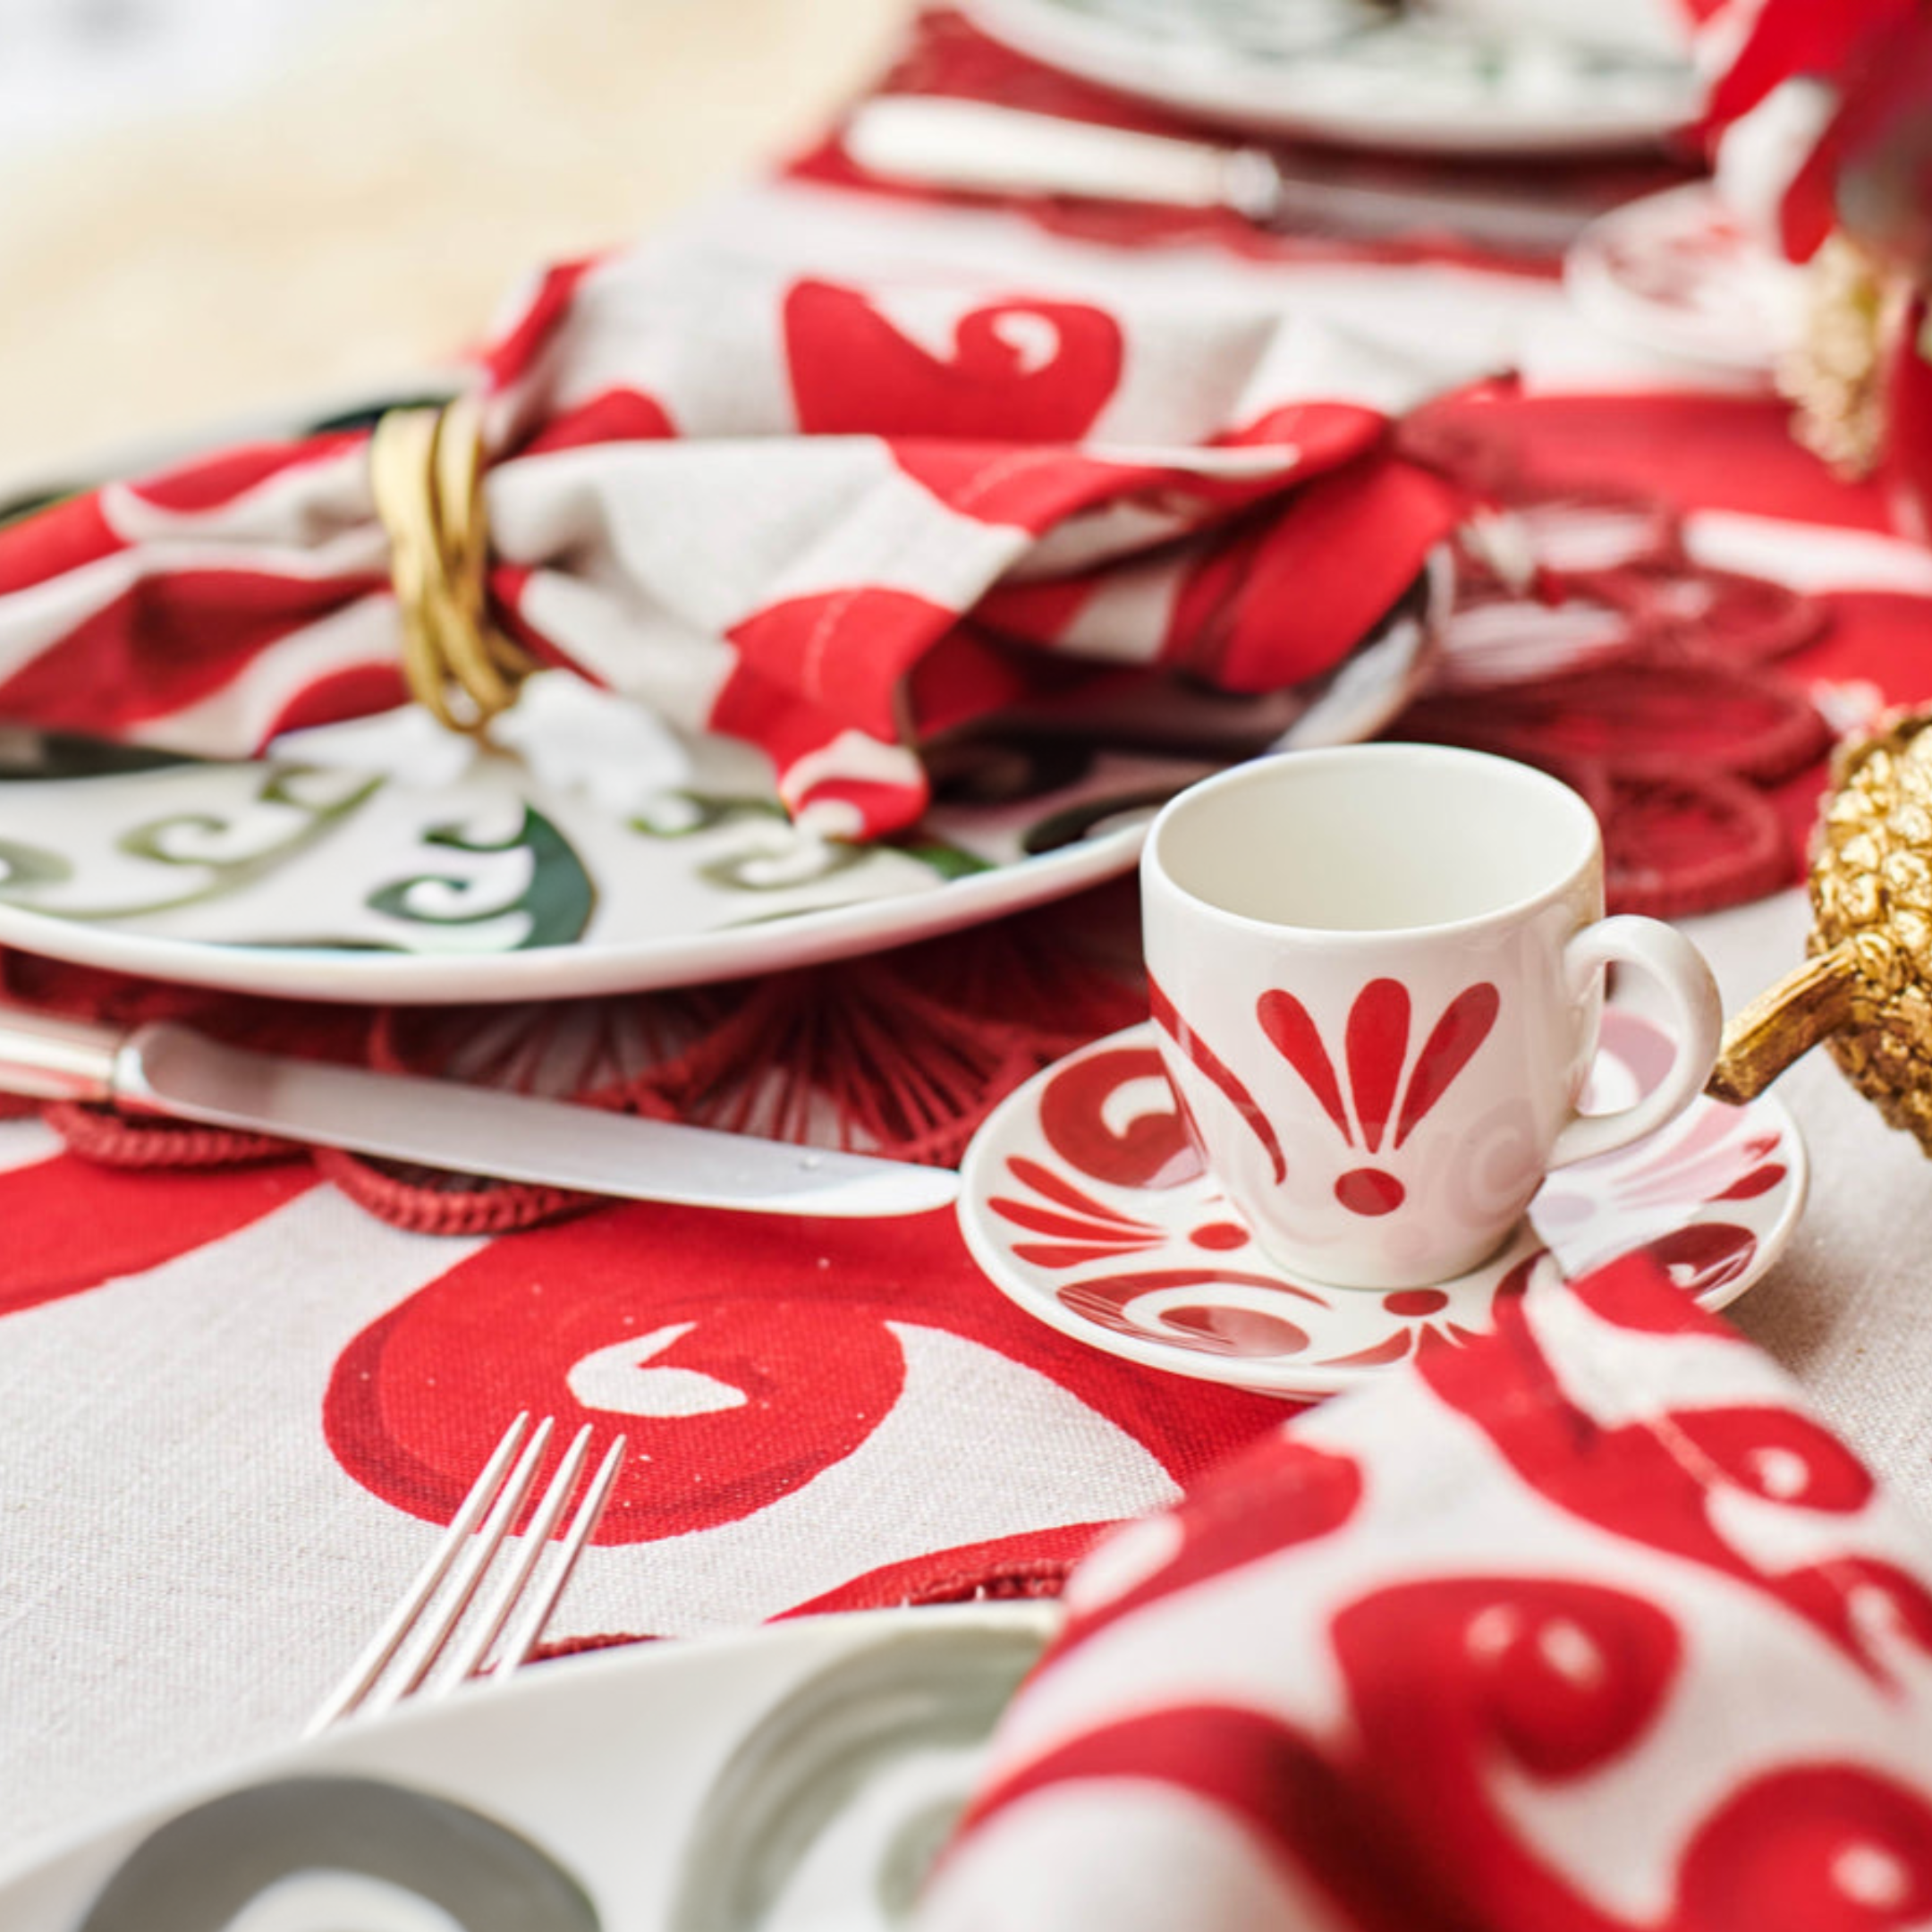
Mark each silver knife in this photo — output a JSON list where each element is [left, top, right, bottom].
[[841, 97, 1596, 256], [0, 1008, 958, 1218]]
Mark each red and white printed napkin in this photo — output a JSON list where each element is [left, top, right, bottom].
[[1698, 0, 1932, 270], [0, 238, 1469, 841], [920, 1254, 1932, 1930]]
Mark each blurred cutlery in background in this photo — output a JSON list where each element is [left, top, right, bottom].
[[843, 96, 1601, 256]]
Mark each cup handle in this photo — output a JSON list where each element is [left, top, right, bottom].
[[1548, 916, 1724, 1169]]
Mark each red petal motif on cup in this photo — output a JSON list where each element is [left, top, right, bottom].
[[1334, 1167, 1406, 1216], [1149, 978, 1284, 1183], [1394, 983, 1501, 1148], [1255, 990, 1353, 1144], [1345, 978, 1410, 1153], [1254, 979, 1500, 1215], [1256, 979, 1500, 1152]]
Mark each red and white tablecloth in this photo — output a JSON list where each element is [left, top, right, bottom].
[[4, 5, 1932, 1867]]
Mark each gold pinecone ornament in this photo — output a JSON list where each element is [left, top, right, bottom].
[[1708, 708, 1932, 1148]]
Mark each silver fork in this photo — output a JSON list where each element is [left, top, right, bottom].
[[305, 1412, 626, 1736]]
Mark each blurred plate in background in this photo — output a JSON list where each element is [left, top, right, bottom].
[[961, 0, 1700, 156], [1565, 182, 1809, 372]]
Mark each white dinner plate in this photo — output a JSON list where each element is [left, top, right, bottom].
[[0, 1603, 1057, 1932], [0, 460, 1440, 1003], [960, 0, 1701, 156]]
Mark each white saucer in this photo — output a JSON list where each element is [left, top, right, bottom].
[[1565, 182, 1809, 372], [958, 1011, 1806, 1399]]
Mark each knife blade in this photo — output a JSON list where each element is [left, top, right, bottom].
[[0, 1008, 958, 1219]]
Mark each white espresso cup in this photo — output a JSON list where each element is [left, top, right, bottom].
[[1140, 744, 1723, 1289]]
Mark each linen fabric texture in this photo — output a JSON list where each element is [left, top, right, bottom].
[[920, 1254, 1932, 1931], [0, 242, 1465, 842]]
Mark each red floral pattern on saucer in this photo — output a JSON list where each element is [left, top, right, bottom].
[[956, 1010, 1805, 1398]]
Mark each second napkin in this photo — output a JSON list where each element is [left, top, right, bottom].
[[0, 231, 1470, 840], [920, 1255, 1932, 1929]]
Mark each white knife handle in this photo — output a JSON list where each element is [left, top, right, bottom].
[[843, 97, 1279, 219], [0, 1008, 130, 1103]]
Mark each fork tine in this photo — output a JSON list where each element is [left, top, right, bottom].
[[303, 1411, 531, 1738], [355, 1416, 556, 1724], [491, 1432, 627, 1678], [436, 1424, 596, 1686]]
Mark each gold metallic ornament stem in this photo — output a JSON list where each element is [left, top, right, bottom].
[[369, 395, 534, 735], [1705, 943, 1862, 1105], [1775, 234, 1899, 479]]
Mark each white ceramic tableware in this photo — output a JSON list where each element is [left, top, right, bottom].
[[1564, 182, 1809, 373], [0, 1604, 1055, 1932], [954, 1009, 1802, 1398], [959, 0, 1701, 157], [1140, 744, 1723, 1288], [0, 548, 1436, 1005], [1416, 0, 1690, 64]]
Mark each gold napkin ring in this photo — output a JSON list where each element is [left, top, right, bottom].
[[369, 395, 534, 734]]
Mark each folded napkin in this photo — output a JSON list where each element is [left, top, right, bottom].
[[0, 236, 1467, 841], [919, 1255, 1932, 1929], [1701, 0, 1932, 274]]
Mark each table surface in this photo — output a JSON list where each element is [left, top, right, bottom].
[[4, 0, 1932, 1886], [1684, 891, 1932, 1496], [0, 0, 909, 484]]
